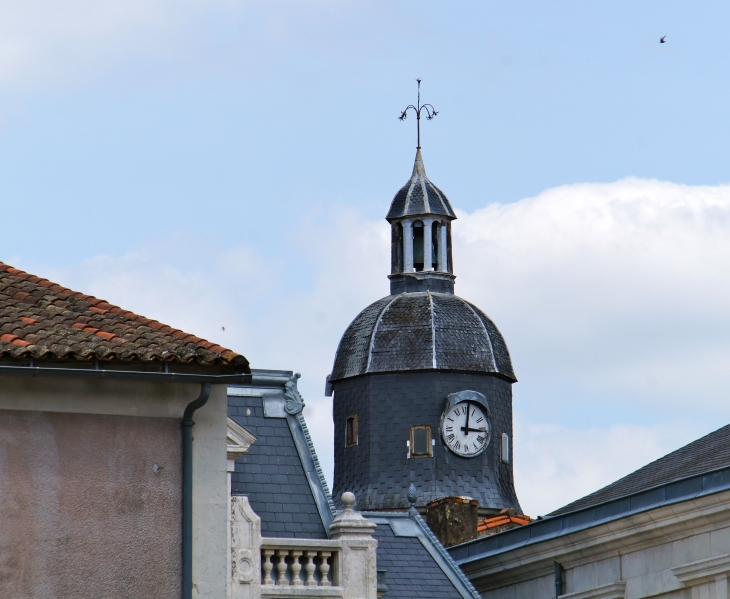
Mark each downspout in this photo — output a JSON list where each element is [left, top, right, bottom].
[[182, 382, 211, 599]]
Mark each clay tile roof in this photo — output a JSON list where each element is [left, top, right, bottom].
[[0, 261, 250, 372]]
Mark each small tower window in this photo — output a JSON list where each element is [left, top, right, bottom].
[[501, 432, 510, 463], [413, 221, 424, 271], [346, 414, 358, 447], [410, 425, 432, 458]]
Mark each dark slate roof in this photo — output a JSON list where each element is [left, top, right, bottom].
[[228, 371, 335, 539], [366, 511, 480, 599], [549, 423, 730, 516], [0, 262, 249, 371], [386, 149, 456, 222], [329, 292, 516, 382]]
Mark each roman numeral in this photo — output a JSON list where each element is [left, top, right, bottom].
[[447, 434, 455, 442], [477, 435, 485, 444], [454, 441, 461, 450], [447, 417, 454, 423], [445, 426, 453, 432], [464, 445, 470, 453], [471, 409, 476, 417], [473, 442, 479, 451], [476, 417, 484, 423]]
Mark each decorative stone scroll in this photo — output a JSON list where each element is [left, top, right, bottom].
[[284, 373, 305, 415]]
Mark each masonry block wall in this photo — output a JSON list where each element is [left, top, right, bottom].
[[332, 370, 521, 512]]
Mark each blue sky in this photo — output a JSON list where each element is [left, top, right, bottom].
[[3, 1, 730, 514]]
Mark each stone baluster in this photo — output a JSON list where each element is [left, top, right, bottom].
[[304, 551, 317, 586], [276, 549, 289, 585], [319, 551, 332, 587], [262, 549, 275, 585], [290, 550, 303, 586]]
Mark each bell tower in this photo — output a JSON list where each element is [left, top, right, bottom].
[[327, 83, 521, 519]]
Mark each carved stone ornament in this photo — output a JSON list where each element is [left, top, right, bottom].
[[284, 372, 305, 415]]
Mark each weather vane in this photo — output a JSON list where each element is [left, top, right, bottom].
[[399, 78, 438, 149]]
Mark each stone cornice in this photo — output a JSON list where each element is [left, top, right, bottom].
[[672, 553, 730, 586], [560, 581, 625, 599]]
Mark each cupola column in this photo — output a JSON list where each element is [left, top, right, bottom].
[[423, 218, 434, 271], [438, 221, 448, 273], [403, 220, 414, 272]]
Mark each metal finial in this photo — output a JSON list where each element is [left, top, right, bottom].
[[399, 79, 438, 149], [407, 483, 418, 505]]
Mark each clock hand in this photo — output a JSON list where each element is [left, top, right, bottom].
[[464, 427, 487, 434], [461, 404, 471, 434]]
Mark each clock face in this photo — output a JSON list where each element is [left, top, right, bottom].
[[440, 401, 490, 458]]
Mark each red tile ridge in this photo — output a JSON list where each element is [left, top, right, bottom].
[[89, 306, 109, 315], [95, 331, 116, 341], [11, 338, 31, 347], [82, 326, 100, 334], [19, 317, 39, 324], [72, 322, 86, 329], [14, 291, 31, 301], [1, 333, 19, 342]]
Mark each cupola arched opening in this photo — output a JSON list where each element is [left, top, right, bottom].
[[413, 220, 424, 271]]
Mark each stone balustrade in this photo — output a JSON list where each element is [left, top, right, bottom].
[[260, 540, 340, 588], [230, 493, 377, 599]]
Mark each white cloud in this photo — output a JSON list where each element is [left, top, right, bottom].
[[513, 418, 705, 517], [32, 176, 730, 513]]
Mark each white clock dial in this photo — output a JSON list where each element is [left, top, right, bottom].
[[440, 401, 490, 458]]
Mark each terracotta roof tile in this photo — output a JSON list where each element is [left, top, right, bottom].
[[0, 261, 250, 372]]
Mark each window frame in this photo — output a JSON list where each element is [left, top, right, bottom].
[[345, 414, 358, 448], [409, 425, 432, 458]]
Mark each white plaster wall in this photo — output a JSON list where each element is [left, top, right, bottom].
[[192, 384, 229, 599], [0, 375, 231, 599], [0, 375, 198, 417]]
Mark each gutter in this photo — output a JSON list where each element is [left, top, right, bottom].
[[182, 383, 211, 599], [0, 363, 251, 384]]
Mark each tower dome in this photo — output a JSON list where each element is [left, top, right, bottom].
[[330, 291, 516, 383], [386, 149, 456, 221]]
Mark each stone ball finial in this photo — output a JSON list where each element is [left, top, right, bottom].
[[407, 483, 418, 505], [341, 491, 356, 509]]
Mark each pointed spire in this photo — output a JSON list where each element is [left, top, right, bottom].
[[412, 148, 426, 177]]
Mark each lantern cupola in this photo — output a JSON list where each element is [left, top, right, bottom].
[[387, 148, 457, 294]]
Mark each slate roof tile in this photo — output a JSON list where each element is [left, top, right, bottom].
[[0, 261, 249, 370]]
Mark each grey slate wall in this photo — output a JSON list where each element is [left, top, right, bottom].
[[333, 371, 521, 511], [229, 393, 328, 539]]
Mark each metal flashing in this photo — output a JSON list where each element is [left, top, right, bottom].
[[290, 411, 337, 532]]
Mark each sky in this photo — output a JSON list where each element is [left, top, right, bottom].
[[2, 1, 730, 516]]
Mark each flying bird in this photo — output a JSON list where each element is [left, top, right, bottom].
[[660, 36, 666, 43], [221, 326, 225, 331]]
